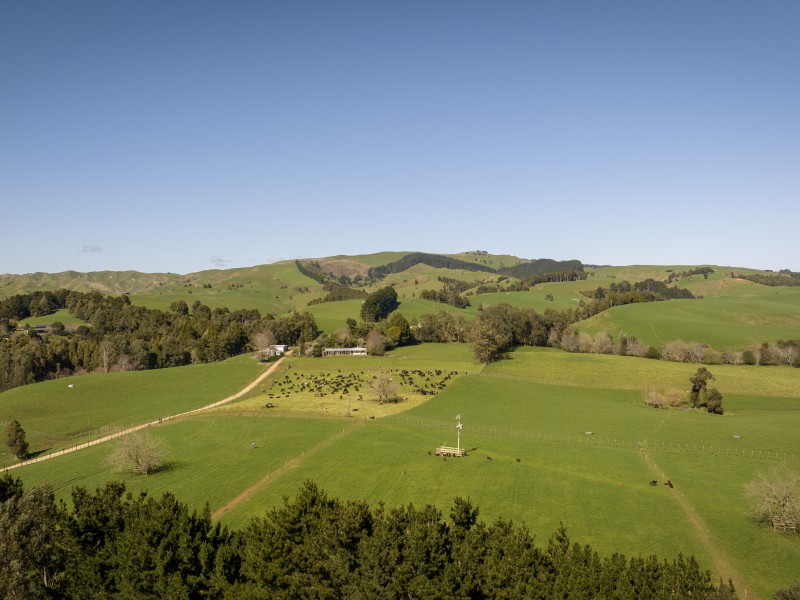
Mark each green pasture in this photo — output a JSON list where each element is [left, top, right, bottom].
[[12, 414, 348, 514], [655, 453, 800, 595], [579, 287, 800, 349], [220, 366, 798, 597], [130, 261, 326, 315], [483, 347, 800, 399], [305, 299, 364, 333], [4, 343, 799, 597], [0, 354, 266, 467], [223, 420, 709, 562], [18, 308, 87, 326]]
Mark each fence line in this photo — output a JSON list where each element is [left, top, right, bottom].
[[381, 414, 796, 463]]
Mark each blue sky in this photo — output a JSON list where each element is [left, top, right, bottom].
[[2, 1, 798, 274]]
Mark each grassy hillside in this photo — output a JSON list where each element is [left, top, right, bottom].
[[579, 279, 800, 350], [0, 270, 182, 296], [0, 354, 266, 468], [4, 257, 798, 352]]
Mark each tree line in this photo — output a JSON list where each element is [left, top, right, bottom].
[[367, 252, 497, 280], [307, 280, 368, 305], [731, 272, 800, 287], [585, 279, 696, 307], [0, 290, 319, 393], [411, 303, 800, 369], [666, 267, 715, 283], [420, 285, 471, 308], [0, 476, 738, 599]]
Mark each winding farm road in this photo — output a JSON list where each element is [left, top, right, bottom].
[[1, 353, 290, 473]]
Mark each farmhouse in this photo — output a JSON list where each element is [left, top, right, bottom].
[[323, 347, 367, 356]]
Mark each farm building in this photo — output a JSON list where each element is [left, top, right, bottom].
[[323, 347, 367, 356], [269, 344, 289, 355]]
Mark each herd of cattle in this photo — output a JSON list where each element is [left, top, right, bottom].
[[264, 367, 461, 401]]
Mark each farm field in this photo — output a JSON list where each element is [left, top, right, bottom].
[[6, 344, 799, 598], [12, 414, 349, 514], [0, 354, 267, 468], [579, 285, 800, 350]]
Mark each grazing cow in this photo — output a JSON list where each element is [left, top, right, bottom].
[[665, 480, 674, 488], [486, 456, 492, 461], [650, 480, 658, 486], [516, 458, 521, 463]]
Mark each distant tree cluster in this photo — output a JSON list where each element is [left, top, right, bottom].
[[732, 271, 800, 287], [308, 312, 413, 357], [435, 276, 475, 293], [307, 281, 368, 305], [520, 269, 588, 284], [666, 267, 715, 283], [294, 259, 329, 284], [0, 477, 737, 599], [420, 285, 471, 308], [294, 260, 362, 286], [474, 281, 531, 294], [501, 259, 585, 279], [410, 299, 797, 372], [413, 311, 468, 343], [464, 304, 552, 363], [0, 290, 71, 321], [360, 286, 399, 322], [367, 252, 495, 280], [584, 279, 696, 306], [0, 290, 319, 393]]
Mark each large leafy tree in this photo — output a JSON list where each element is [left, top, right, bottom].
[[360, 286, 399, 322], [3, 419, 29, 459], [689, 367, 714, 407]]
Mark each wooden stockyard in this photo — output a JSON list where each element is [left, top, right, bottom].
[[435, 445, 467, 457]]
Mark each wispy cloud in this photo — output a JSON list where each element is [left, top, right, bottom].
[[79, 245, 103, 253], [210, 255, 232, 267]]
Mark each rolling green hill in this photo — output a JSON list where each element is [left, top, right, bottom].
[[3, 255, 798, 352]]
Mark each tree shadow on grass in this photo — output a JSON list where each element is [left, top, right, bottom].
[[151, 460, 185, 474], [25, 447, 52, 460]]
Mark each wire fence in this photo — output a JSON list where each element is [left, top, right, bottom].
[[381, 414, 797, 463]]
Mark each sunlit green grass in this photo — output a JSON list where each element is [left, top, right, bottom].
[[5, 342, 799, 598], [17, 308, 88, 326], [0, 354, 266, 467], [484, 346, 800, 399], [13, 414, 347, 513], [579, 279, 800, 349]]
